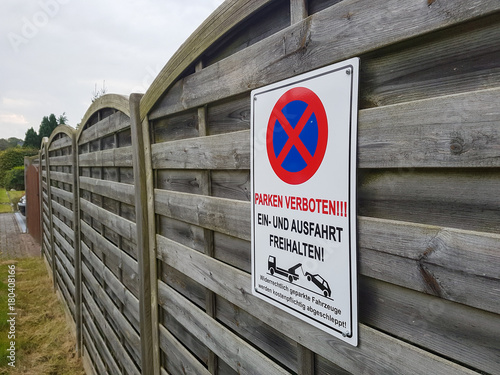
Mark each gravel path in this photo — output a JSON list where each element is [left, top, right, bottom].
[[0, 213, 40, 259]]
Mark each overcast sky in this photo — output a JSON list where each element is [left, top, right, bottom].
[[0, 0, 224, 140]]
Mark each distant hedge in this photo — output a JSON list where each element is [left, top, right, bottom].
[[0, 147, 37, 187], [4, 166, 25, 191]]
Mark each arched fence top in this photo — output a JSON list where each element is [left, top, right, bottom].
[[76, 93, 130, 138], [47, 124, 76, 152], [139, 0, 273, 120]]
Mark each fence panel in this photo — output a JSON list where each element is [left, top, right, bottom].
[[76, 95, 143, 375], [139, 0, 500, 374]]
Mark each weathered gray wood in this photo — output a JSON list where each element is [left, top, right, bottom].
[[359, 276, 500, 375], [49, 170, 73, 185], [50, 185, 73, 204], [211, 170, 250, 201], [78, 111, 131, 145], [151, 129, 249, 170], [158, 281, 292, 375], [361, 16, 500, 107], [51, 214, 74, 241], [297, 343, 314, 375], [156, 234, 481, 375], [154, 189, 250, 241], [82, 326, 107, 375], [55, 272, 75, 316], [206, 94, 249, 135], [358, 88, 500, 168], [130, 93, 159, 375], [358, 216, 500, 314], [80, 221, 139, 297], [79, 177, 135, 205], [54, 252, 75, 296], [51, 199, 74, 223], [359, 169, 500, 233], [81, 241, 140, 328], [156, 170, 207, 194], [79, 198, 136, 243], [215, 296, 297, 372], [48, 135, 72, 150], [290, 0, 308, 25], [47, 154, 73, 166], [78, 146, 133, 167], [82, 262, 141, 368], [82, 303, 123, 375], [158, 325, 212, 375], [145, 0, 500, 119]]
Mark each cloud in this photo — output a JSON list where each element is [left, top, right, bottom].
[[0, 0, 224, 138]]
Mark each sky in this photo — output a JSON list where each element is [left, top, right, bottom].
[[0, 0, 225, 140]]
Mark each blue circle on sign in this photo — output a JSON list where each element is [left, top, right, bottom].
[[272, 100, 319, 172], [266, 87, 328, 185]]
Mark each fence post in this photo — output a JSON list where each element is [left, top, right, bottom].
[[72, 132, 82, 357], [130, 93, 160, 375]]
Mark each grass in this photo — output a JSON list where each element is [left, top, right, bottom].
[[0, 189, 24, 214], [0, 258, 85, 375]]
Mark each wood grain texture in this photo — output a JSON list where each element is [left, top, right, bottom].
[[154, 189, 250, 241], [78, 146, 133, 167], [144, 0, 500, 119], [156, 234, 480, 375], [151, 130, 249, 170], [158, 281, 292, 375], [79, 177, 135, 206], [78, 94, 130, 134]]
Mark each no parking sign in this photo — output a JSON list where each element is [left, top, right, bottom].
[[251, 58, 359, 346]]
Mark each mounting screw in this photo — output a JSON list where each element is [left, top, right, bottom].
[[346, 69, 351, 75]]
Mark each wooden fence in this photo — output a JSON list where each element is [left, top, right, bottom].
[[40, 0, 500, 374]]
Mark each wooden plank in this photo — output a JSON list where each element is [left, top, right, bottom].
[[359, 276, 500, 374], [51, 214, 74, 241], [50, 185, 73, 204], [156, 234, 481, 375], [80, 221, 139, 299], [82, 303, 123, 375], [144, 0, 500, 119], [81, 241, 140, 329], [79, 198, 136, 243], [211, 170, 250, 201], [358, 216, 500, 314], [55, 273, 75, 317], [49, 170, 73, 185], [78, 146, 133, 167], [82, 262, 141, 368], [79, 177, 135, 205], [54, 251, 75, 297], [206, 94, 250, 135], [83, 326, 107, 375], [78, 111, 131, 144], [53, 231, 74, 266], [290, 0, 308, 25], [51, 200, 73, 223], [359, 169, 500, 234], [47, 154, 73, 166], [158, 325, 211, 375], [158, 281, 292, 375], [151, 129, 249, 170], [361, 15, 500, 108], [358, 88, 500, 168], [154, 189, 250, 241], [215, 296, 297, 372], [49, 135, 72, 150]]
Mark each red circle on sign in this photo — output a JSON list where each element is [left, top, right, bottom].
[[266, 87, 328, 185]]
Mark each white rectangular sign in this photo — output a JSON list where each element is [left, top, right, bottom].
[[251, 58, 359, 346]]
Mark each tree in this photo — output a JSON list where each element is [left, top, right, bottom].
[[3, 166, 25, 190], [38, 114, 59, 139], [23, 127, 40, 149], [58, 112, 68, 125]]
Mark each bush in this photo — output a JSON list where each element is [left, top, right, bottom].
[[3, 166, 25, 191], [0, 147, 37, 187]]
